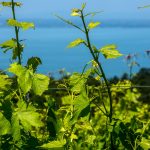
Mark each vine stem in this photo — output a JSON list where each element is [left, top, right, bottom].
[[80, 10, 114, 149], [80, 10, 112, 122], [11, 0, 21, 64]]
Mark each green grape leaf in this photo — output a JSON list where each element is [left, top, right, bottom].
[[71, 8, 80, 16], [74, 92, 90, 116], [0, 2, 22, 7], [8, 63, 26, 76], [0, 39, 24, 60], [20, 22, 35, 30], [11, 101, 43, 141], [85, 135, 96, 145], [140, 138, 150, 150], [88, 21, 101, 29], [27, 57, 42, 72], [7, 19, 34, 30], [32, 74, 49, 96], [67, 38, 85, 48], [8, 63, 49, 95], [70, 91, 90, 124], [71, 12, 80, 16], [38, 140, 66, 149], [0, 112, 11, 135], [99, 44, 123, 59], [82, 3, 86, 10], [9, 63, 31, 94], [69, 73, 86, 93], [0, 75, 12, 91], [18, 69, 33, 94], [0, 39, 16, 51], [11, 113, 21, 141], [17, 110, 43, 131]]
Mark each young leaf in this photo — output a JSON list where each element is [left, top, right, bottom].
[[71, 91, 90, 124], [88, 21, 101, 29], [18, 69, 33, 94], [7, 19, 34, 30], [8, 63, 26, 76], [32, 74, 49, 96], [67, 38, 85, 48], [82, 3, 86, 10], [0, 2, 22, 7], [0, 112, 11, 135], [69, 73, 86, 93], [17, 110, 44, 131], [17, 101, 44, 130], [38, 140, 66, 149], [27, 57, 42, 72], [8, 63, 49, 95], [11, 113, 21, 141], [0, 75, 12, 91], [0, 39, 24, 60], [99, 44, 123, 59], [71, 8, 80, 16], [140, 138, 150, 150], [0, 39, 16, 51]]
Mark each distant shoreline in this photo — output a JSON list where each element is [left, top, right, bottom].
[[1, 18, 150, 28]]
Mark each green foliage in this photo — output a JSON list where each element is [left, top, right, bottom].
[[0, 2, 22, 7], [0, 75, 12, 91], [0, 2, 149, 150], [88, 21, 101, 29], [99, 44, 123, 59], [8, 63, 49, 95], [67, 38, 85, 48], [0, 113, 11, 135], [7, 19, 35, 30], [0, 39, 24, 60], [38, 140, 66, 149], [27, 57, 42, 72]]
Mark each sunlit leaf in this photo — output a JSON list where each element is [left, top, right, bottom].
[[0, 2, 22, 7], [0, 39, 24, 60], [99, 44, 123, 59], [11, 101, 43, 142], [18, 69, 33, 94], [140, 138, 150, 150], [0, 112, 11, 135], [38, 140, 66, 149], [82, 3, 86, 10], [8, 63, 49, 95], [17, 110, 43, 131], [69, 73, 86, 93], [88, 21, 101, 29], [71, 8, 80, 16], [67, 38, 85, 48], [7, 19, 34, 30], [11, 113, 21, 141], [32, 74, 49, 96], [8, 63, 26, 76], [0, 39, 16, 51], [0, 75, 12, 91]]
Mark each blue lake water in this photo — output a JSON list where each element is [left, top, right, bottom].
[[0, 27, 150, 78]]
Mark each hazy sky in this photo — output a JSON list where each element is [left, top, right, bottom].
[[1, 0, 150, 20]]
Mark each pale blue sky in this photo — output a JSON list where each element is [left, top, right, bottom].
[[1, 0, 150, 20]]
